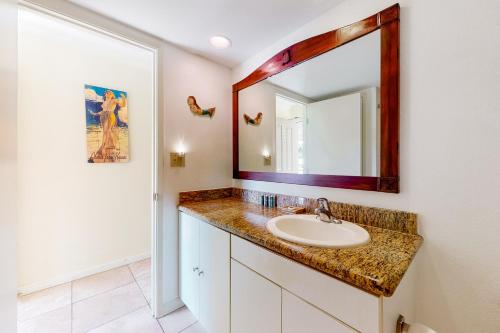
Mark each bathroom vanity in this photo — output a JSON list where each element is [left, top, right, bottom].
[[178, 193, 422, 333], [178, 5, 419, 332]]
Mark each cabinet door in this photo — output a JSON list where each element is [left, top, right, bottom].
[[179, 212, 200, 318], [231, 259, 281, 333], [282, 290, 356, 333], [199, 222, 230, 333]]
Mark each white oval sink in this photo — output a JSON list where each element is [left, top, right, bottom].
[[266, 214, 370, 249]]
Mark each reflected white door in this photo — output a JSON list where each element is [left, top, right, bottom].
[[276, 118, 305, 173], [305, 93, 362, 175]]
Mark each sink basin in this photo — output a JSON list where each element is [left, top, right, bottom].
[[266, 214, 370, 248]]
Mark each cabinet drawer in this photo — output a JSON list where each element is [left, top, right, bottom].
[[283, 290, 356, 333], [231, 235, 381, 333]]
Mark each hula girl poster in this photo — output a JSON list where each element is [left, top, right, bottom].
[[84, 84, 129, 163]]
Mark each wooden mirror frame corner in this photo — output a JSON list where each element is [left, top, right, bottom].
[[233, 4, 400, 193]]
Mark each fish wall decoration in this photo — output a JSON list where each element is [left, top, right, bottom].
[[187, 96, 215, 117], [244, 112, 263, 125]]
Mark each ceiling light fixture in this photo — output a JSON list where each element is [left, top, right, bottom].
[[209, 35, 232, 49]]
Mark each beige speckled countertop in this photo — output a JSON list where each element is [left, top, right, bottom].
[[179, 197, 423, 297]]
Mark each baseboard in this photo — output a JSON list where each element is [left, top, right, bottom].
[[156, 297, 185, 319], [18, 252, 151, 295]]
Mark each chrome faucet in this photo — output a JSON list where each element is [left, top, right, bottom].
[[314, 198, 342, 224]]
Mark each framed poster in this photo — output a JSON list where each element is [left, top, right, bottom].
[[85, 84, 129, 163]]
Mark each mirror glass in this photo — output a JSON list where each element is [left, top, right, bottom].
[[238, 30, 381, 176]]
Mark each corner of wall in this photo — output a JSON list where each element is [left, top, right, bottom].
[[0, 0, 18, 330]]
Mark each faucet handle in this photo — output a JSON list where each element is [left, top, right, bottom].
[[316, 198, 330, 209], [315, 198, 342, 224]]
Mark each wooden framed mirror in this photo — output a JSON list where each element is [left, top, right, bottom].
[[233, 4, 400, 193]]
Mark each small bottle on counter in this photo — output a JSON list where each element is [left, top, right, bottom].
[[261, 194, 277, 207]]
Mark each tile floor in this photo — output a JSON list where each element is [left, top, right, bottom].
[[17, 258, 205, 333]]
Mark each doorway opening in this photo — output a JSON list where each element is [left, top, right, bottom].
[[275, 94, 306, 174], [16, 4, 161, 331]]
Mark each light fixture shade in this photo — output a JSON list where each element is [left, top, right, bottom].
[[209, 35, 232, 49]]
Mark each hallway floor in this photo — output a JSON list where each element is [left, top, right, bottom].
[[17, 258, 204, 333]]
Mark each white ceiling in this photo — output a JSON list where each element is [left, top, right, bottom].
[[268, 30, 380, 100], [68, 0, 344, 67]]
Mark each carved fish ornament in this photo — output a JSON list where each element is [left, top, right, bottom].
[[244, 112, 263, 125], [187, 96, 215, 117]]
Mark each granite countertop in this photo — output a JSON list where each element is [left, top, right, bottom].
[[178, 197, 423, 297]]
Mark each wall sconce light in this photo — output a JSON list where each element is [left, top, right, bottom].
[[170, 152, 185, 167], [262, 150, 272, 166], [171, 142, 186, 167]]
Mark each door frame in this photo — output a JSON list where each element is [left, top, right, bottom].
[[19, 0, 163, 317]]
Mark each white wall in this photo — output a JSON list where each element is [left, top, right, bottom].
[[160, 43, 232, 312], [0, 0, 18, 331], [18, 8, 154, 291], [233, 1, 500, 332], [239, 82, 277, 172], [239, 81, 310, 172]]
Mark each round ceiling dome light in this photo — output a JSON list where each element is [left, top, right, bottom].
[[209, 35, 232, 49]]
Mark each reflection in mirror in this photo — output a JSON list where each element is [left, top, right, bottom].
[[239, 30, 381, 176]]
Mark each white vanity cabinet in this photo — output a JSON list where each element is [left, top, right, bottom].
[[231, 259, 355, 333], [179, 212, 230, 333], [231, 235, 417, 333], [179, 211, 417, 333]]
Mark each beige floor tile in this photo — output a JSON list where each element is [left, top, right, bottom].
[[181, 322, 206, 333], [17, 305, 71, 333], [129, 258, 151, 280], [72, 282, 147, 333], [88, 306, 163, 333], [158, 306, 197, 333], [17, 283, 71, 322], [72, 266, 135, 302], [137, 276, 151, 304]]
